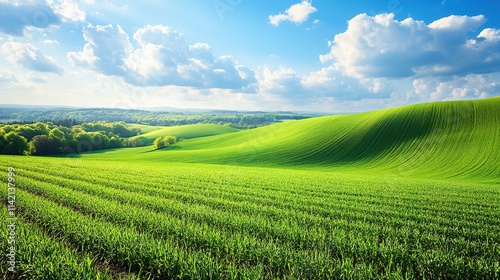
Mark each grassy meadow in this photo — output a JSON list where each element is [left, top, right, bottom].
[[1, 98, 499, 279]]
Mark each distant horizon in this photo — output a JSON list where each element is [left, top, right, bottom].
[[0, 103, 332, 115], [1, 95, 497, 115]]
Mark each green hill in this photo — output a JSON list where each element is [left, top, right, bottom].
[[128, 123, 239, 145], [126, 123, 167, 134], [86, 98, 500, 182]]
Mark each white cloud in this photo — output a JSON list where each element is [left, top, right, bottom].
[[409, 74, 499, 102], [302, 66, 392, 100], [189, 42, 211, 51], [42, 39, 59, 44], [1, 42, 63, 74], [68, 24, 131, 76], [258, 66, 303, 96], [52, 0, 86, 22], [269, 1, 317, 26], [68, 24, 257, 90], [254, 65, 391, 102], [322, 13, 500, 79], [478, 28, 500, 42], [428, 15, 484, 30]]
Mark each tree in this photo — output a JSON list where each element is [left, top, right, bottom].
[[89, 132, 109, 150], [29, 135, 65, 155], [2, 132, 28, 155], [1, 125, 15, 134], [153, 135, 176, 150], [16, 126, 38, 141], [127, 136, 148, 147], [164, 135, 176, 145], [49, 127, 68, 149], [74, 132, 94, 152], [0, 135, 7, 153], [34, 122, 49, 135], [111, 122, 131, 137], [108, 136, 124, 148], [49, 128, 65, 139], [153, 137, 166, 150], [67, 139, 79, 153]]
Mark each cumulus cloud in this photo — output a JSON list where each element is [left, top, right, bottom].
[[68, 24, 257, 90], [255, 65, 390, 102], [321, 13, 500, 79], [68, 24, 132, 76], [2, 42, 63, 74], [52, 0, 86, 22], [0, 2, 60, 36], [258, 67, 303, 97], [269, 1, 317, 26], [302, 66, 392, 100], [410, 74, 499, 102]]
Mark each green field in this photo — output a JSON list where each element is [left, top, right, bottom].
[[128, 123, 240, 145], [1, 98, 499, 279]]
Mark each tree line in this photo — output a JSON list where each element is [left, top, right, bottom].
[[0, 121, 142, 156], [1, 108, 313, 129]]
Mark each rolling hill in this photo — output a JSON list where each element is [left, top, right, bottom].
[[128, 123, 240, 145], [85, 97, 500, 182]]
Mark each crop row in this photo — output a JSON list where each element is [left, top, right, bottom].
[[1, 184, 387, 279], [13, 164, 500, 242], [1, 157, 499, 279], [0, 201, 125, 279], [15, 161, 500, 223]]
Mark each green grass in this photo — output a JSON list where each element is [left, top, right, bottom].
[[128, 123, 239, 145], [0, 199, 122, 279], [1, 98, 499, 279], [0, 157, 499, 279], [126, 123, 167, 134]]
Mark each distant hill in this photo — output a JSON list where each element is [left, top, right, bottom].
[[128, 124, 240, 145]]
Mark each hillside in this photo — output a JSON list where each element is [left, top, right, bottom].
[[85, 98, 500, 182], [128, 123, 239, 145]]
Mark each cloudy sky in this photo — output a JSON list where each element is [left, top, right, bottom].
[[1, 0, 499, 112]]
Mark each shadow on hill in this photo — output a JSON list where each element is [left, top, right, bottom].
[[142, 145, 183, 153], [323, 108, 435, 164]]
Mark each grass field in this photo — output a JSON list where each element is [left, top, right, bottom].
[[128, 123, 240, 145], [126, 123, 168, 134], [1, 98, 499, 279]]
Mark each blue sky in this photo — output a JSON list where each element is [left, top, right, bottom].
[[1, 0, 499, 112]]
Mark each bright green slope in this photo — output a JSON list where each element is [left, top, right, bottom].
[[128, 123, 239, 145], [126, 123, 167, 134], [85, 98, 500, 182]]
